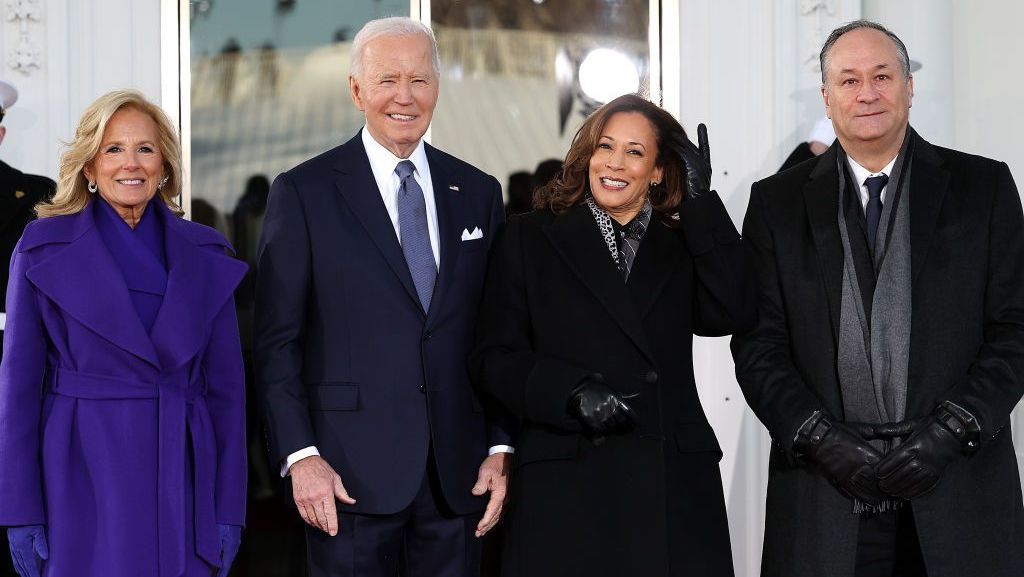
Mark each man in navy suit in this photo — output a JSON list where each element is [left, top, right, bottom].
[[254, 17, 513, 577]]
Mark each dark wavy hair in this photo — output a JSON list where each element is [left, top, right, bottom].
[[533, 94, 688, 226]]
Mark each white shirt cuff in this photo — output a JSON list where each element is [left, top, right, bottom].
[[0, 312, 6, 331], [488, 445, 515, 456], [281, 446, 320, 477]]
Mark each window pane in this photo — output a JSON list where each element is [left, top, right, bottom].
[[189, 0, 405, 224], [429, 0, 652, 212]]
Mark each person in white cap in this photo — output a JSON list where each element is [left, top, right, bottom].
[[778, 115, 838, 172], [0, 79, 55, 363]]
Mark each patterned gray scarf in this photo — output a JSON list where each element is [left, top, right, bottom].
[[585, 195, 652, 280], [835, 135, 914, 514]]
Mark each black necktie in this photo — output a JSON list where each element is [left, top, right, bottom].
[[864, 174, 888, 254]]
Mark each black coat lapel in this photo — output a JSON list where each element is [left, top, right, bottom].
[[626, 220, 685, 320], [332, 136, 421, 313], [542, 204, 656, 364], [425, 145, 462, 325], [804, 146, 844, 340], [907, 132, 950, 284], [149, 206, 247, 370]]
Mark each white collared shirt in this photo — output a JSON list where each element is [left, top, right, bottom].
[[361, 127, 441, 268], [846, 155, 898, 210]]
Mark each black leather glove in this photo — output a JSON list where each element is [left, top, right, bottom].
[[566, 377, 637, 436], [668, 123, 711, 199], [793, 411, 887, 506], [875, 401, 980, 499]]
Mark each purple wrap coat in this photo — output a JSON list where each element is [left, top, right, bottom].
[[0, 199, 247, 577]]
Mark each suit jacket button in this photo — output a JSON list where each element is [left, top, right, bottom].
[[419, 383, 426, 393], [423, 331, 432, 341], [645, 371, 659, 383]]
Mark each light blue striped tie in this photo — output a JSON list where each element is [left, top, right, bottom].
[[395, 160, 436, 312]]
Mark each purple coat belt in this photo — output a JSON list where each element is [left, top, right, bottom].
[[45, 367, 219, 575]]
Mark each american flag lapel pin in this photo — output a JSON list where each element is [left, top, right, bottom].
[[449, 184, 460, 191]]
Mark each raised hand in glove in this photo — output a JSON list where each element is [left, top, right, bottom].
[[793, 411, 887, 506], [669, 123, 712, 199], [875, 402, 979, 499], [7, 525, 48, 577], [567, 378, 637, 436]]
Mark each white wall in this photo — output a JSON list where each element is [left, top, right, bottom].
[[0, 0, 161, 180]]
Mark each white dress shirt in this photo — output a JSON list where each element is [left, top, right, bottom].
[[362, 128, 441, 268], [846, 155, 898, 210], [282, 129, 511, 476]]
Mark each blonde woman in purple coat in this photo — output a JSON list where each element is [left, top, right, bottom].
[[0, 90, 247, 577]]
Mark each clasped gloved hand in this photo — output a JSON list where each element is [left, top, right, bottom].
[[217, 524, 242, 577], [668, 123, 712, 199], [566, 376, 637, 436], [7, 525, 48, 577], [875, 401, 980, 499], [792, 411, 887, 506]]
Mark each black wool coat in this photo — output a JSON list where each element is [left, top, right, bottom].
[[472, 191, 755, 577], [0, 159, 54, 362], [731, 131, 1024, 577]]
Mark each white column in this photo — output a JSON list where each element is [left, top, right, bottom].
[[863, 0, 955, 147], [676, 1, 857, 575], [0, 0, 162, 181]]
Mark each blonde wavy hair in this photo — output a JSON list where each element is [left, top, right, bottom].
[[37, 89, 184, 218]]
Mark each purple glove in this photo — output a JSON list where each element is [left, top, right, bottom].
[[216, 524, 242, 577], [7, 525, 48, 577]]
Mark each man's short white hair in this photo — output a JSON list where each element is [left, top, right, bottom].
[[349, 17, 440, 80]]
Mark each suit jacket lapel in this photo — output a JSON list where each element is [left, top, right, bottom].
[[25, 204, 160, 367], [543, 204, 656, 364], [907, 132, 949, 284], [149, 204, 247, 370], [626, 219, 684, 320], [804, 146, 844, 341], [332, 135, 422, 312], [425, 145, 462, 325]]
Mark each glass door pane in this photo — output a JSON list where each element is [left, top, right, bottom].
[[189, 0, 406, 226], [428, 0, 653, 212]]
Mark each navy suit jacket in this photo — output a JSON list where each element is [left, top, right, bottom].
[[255, 131, 513, 515]]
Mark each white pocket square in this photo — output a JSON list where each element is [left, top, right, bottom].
[[461, 227, 483, 241]]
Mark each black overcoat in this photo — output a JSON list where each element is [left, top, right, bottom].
[[731, 131, 1024, 577], [0, 159, 54, 361], [472, 191, 755, 577]]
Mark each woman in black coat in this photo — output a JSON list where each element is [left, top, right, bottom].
[[471, 94, 756, 577]]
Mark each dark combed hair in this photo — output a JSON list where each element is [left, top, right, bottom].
[[533, 93, 688, 227], [819, 20, 911, 85]]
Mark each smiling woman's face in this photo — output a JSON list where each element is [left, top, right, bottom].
[[588, 111, 663, 224], [83, 106, 165, 220]]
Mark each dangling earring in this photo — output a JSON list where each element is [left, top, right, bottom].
[[88, 181, 97, 194], [157, 175, 169, 190]]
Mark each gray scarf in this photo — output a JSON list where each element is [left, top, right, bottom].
[[835, 136, 914, 513], [585, 195, 652, 280]]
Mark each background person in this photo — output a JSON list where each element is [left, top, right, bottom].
[[0, 79, 55, 367]]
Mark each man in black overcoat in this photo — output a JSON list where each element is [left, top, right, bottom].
[[0, 79, 55, 365], [732, 20, 1024, 577]]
